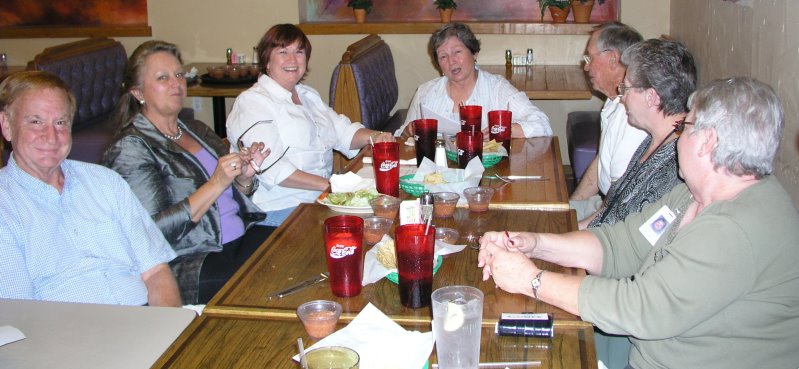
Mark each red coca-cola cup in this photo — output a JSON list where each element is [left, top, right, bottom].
[[372, 142, 400, 197], [488, 110, 512, 152], [456, 130, 483, 169], [395, 223, 435, 309], [413, 119, 438, 166], [323, 215, 364, 297], [459, 105, 482, 133]]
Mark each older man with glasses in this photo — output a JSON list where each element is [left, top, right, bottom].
[[570, 22, 647, 228]]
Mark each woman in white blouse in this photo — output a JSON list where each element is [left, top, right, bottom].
[[227, 24, 393, 226], [395, 23, 552, 139]]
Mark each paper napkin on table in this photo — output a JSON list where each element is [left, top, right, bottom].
[[329, 172, 375, 193], [409, 157, 484, 205], [292, 303, 434, 369], [362, 156, 417, 166], [362, 234, 466, 285], [0, 326, 25, 347]]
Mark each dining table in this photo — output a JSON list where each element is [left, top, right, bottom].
[[185, 62, 257, 137], [205, 204, 584, 327], [346, 136, 570, 210], [481, 65, 592, 100], [151, 313, 596, 369]]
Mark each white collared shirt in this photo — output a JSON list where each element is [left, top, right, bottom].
[[596, 96, 647, 194], [396, 67, 552, 138], [227, 75, 364, 213]]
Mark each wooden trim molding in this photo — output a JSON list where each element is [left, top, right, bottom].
[[0, 25, 152, 39], [299, 22, 597, 35]]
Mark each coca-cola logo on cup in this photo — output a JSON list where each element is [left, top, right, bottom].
[[413, 134, 420, 141], [490, 125, 507, 134], [379, 160, 398, 172], [329, 244, 357, 259], [457, 149, 465, 156]]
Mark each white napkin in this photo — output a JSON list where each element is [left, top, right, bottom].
[[409, 157, 484, 205], [292, 303, 434, 369], [0, 326, 25, 347], [330, 172, 375, 193], [444, 134, 509, 157], [362, 234, 467, 285], [362, 156, 417, 166]]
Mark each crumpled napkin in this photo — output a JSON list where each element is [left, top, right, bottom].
[[410, 157, 484, 205], [362, 156, 417, 166], [362, 234, 467, 285], [292, 303, 433, 369], [330, 172, 375, 193]]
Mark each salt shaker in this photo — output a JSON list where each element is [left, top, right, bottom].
[[526, 48, 534, 66], [252, 47, 259, 65], [434, 136, 447, 168]]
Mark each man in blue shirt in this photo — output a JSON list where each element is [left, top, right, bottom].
[[0, 71, 181, 306]]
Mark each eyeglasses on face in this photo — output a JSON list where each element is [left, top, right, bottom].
[[582, 49, 611, 65], [673, 119, 694, 136], [236, 120, 290, 175], [617, 82, 644, 96]]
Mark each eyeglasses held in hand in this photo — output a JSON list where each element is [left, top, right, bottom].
[[236, 120, 290, 175]]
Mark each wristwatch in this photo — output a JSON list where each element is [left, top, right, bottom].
[[531, 270, 545, 300]]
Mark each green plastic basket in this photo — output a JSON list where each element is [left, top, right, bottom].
[[445, 149, 502, 168], [399, 174, 427, 197], [386, 255, 443, 284]]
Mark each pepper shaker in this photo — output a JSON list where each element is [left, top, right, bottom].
[[226, 48, 233, 65], [505, 49, 512, 68]]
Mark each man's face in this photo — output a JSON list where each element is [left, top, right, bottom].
[[0, 88, 72, 179], [583, 31, 618, 97]]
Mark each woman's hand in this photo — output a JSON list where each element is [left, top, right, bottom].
[[479, 231, 538, 258], [209, 153, 247, 189], [239, 141, 271, 178], [480, 243, 539, 295]]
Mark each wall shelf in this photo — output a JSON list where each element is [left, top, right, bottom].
[[298, 22, 597, 35]]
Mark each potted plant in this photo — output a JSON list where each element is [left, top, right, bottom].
[[347, 0, 373, 24], [539, 0, 571, 23], [571, 0, 604, 23], [434, 0, 457, 23]]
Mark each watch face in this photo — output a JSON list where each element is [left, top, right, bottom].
[[532, 279, 541, 288]]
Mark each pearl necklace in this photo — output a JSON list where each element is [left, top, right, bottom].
[[162, 126, 183, 141]]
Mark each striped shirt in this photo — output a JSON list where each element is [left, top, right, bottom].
[[0, 156, 176, 305]]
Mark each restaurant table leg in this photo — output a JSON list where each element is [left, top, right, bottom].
[[212, 96, 227, 138]]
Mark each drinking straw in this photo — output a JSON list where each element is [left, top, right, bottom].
[[420, 102, 424, 119], [424, 213, 433, 236], [297, 338, 307, 369]]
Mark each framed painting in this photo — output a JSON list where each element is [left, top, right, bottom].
[[0, 0, 151, 38], [300, 0, 619, 23]]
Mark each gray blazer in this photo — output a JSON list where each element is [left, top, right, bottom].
[[102, 113, 265, 304]]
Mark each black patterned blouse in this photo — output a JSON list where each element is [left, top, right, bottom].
[[588, 135, 683, 228]]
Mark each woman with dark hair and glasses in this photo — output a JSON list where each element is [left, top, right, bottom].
[[102, 40, 275, 304], [479, 77, 799, 369], [578, 38, 698, 229], [226, 24, 393, 227]]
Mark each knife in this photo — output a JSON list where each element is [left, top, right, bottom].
[[267, 272, 329, 300], [484, 175, 546, 180]]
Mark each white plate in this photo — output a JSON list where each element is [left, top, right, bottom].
[[316, 197, 374, 214]]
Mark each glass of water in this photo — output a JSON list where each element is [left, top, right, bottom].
[[432, 285, 484, 369]]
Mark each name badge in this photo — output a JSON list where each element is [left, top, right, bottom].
[[639, 205, 677, 246]]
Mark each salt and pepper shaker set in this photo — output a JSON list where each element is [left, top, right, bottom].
[[505, 48, 534, 67], [225, 47, 259, 65]]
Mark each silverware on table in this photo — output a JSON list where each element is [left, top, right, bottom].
[[266, 272, 329, 300], [484, 175, 546, 182]]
